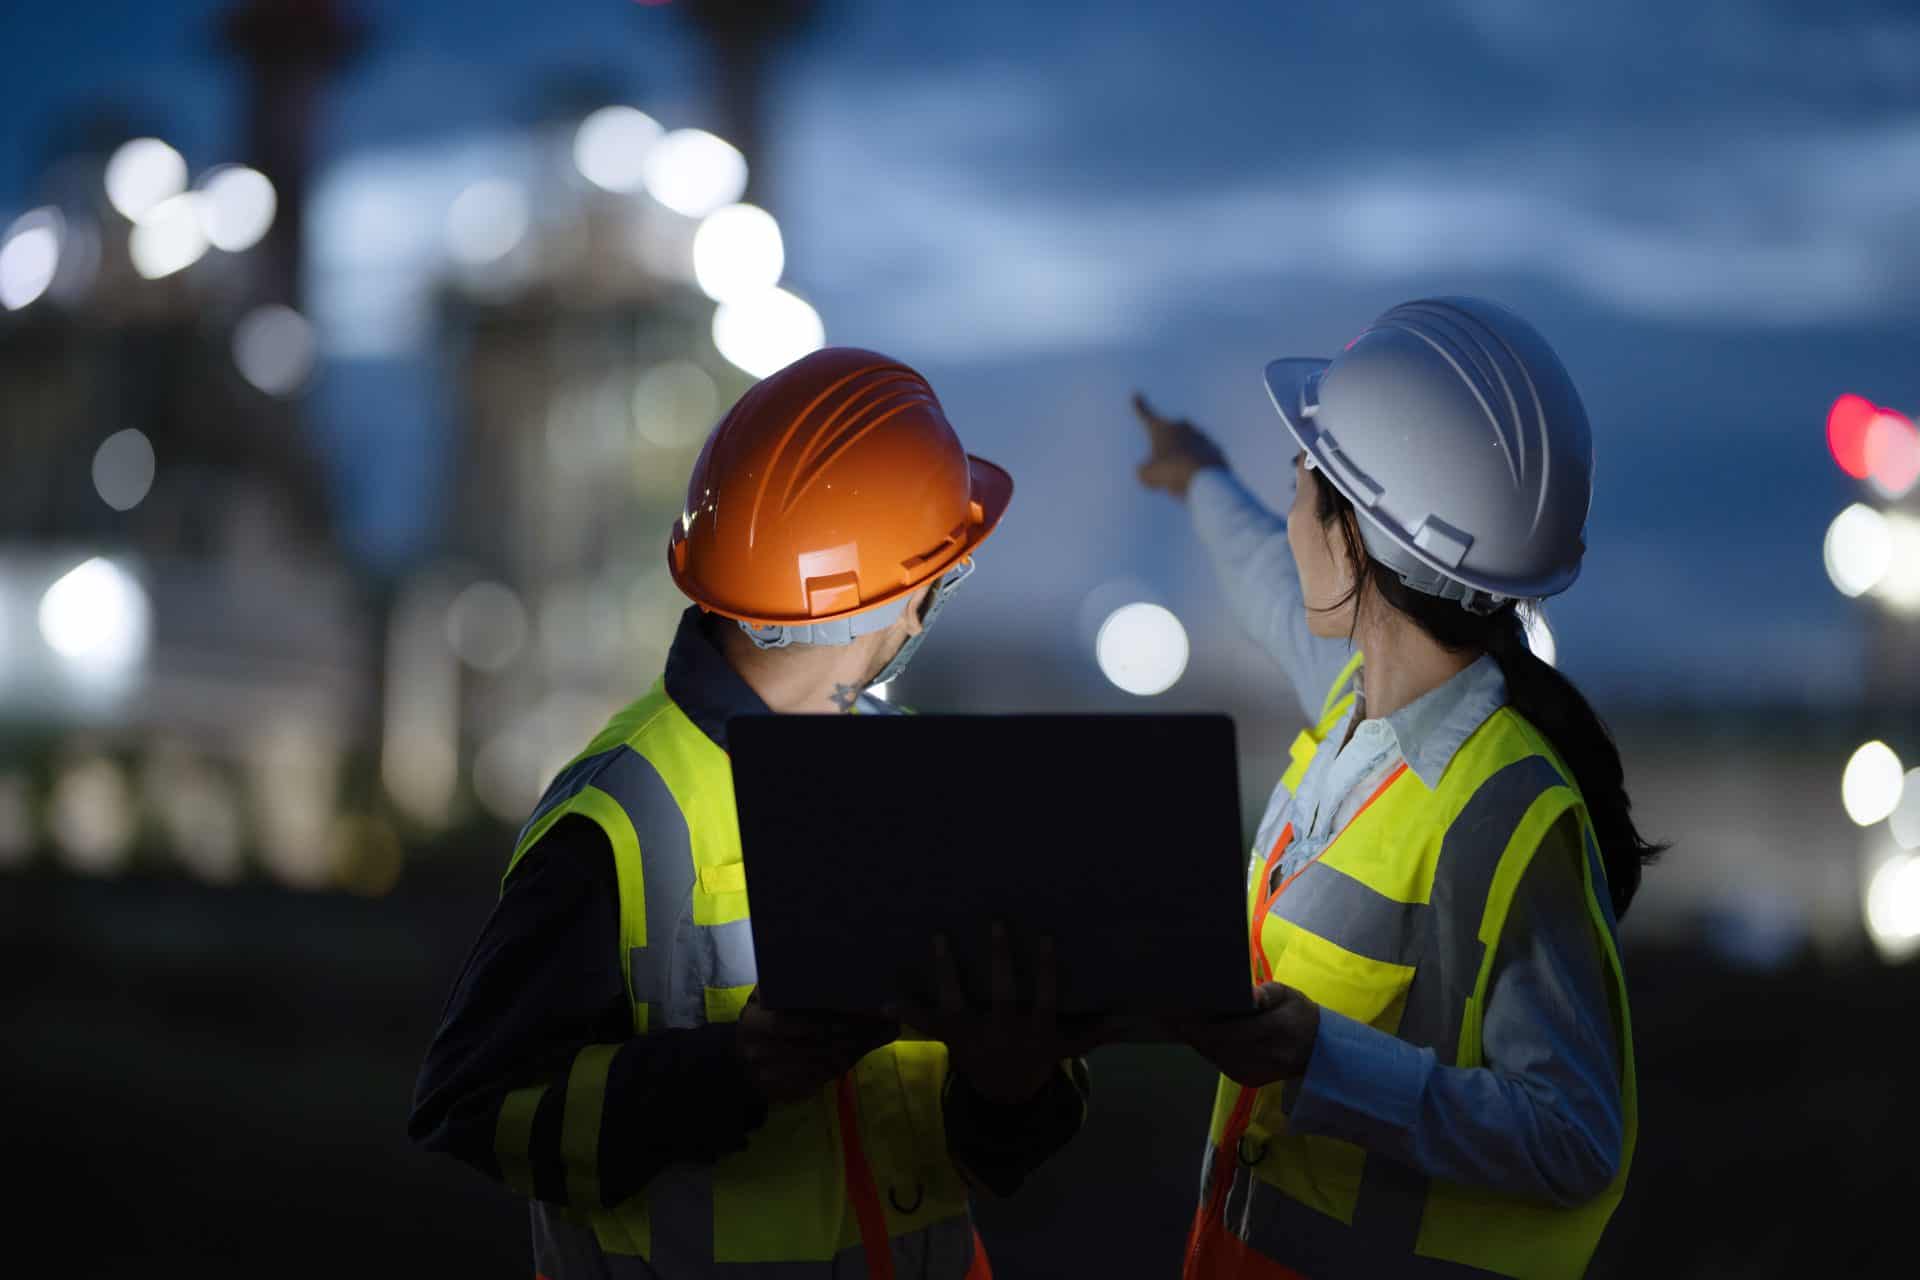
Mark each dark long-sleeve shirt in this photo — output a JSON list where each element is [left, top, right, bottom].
[[409, 606, 1086, 1209]]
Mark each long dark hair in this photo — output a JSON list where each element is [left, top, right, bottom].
[[1312, 472, 1665, 919]]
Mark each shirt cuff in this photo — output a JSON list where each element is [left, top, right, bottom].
[[1286, 1008, 1433, 1156]]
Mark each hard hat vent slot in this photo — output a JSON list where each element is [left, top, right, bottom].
[[1412, 516, 1474, 568], [897, 521, 968, 583], [804, 571, 863, 616]]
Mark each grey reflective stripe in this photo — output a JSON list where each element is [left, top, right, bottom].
[[1271, 860, 1431, 966], [583, 748, 696, 1020], [706, 917, 757, 988], [1239, 1176, 1500, 1278], [517, 745, 626, 850], [1341, 756, 1565, 1261], [530, 1190, 974, 1277], [1395, 755, 1565, 1065]]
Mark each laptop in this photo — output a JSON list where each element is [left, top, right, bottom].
[[729, 713, 1251, 1018]]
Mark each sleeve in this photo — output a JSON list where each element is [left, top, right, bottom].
[[1186, 466, 1357, 722], [1284, 812, 1625, 1206], [941, 1058, 1091, 1197], [408, 814, 769, 1208]]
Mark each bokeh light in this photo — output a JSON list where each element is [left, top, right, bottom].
[[1822, 503, 1891, 598], [38, 557, 151, 678], [1872, 513, 1920, 615], [1865, 411, 1920, 499], [573, 105, 663, 193], [633, 359, 719, 449], [446, 179, 529, 265], [692, 203, 784, 302], [1, 209, 61, 311], [711, 287, 824, 378], [1523, 608, 1557, 667], [643, 129, 748, 218], [196, 164, 278, 252], [1096, 602, 1191, 696], [1889, 770, 1920, 851], [446, 580, 529, 672], [232, 304, 317, 396], [92, 428, 156, 511], [128, 193, 209, 279], [142, 742, 245, 885], [104, 137, 187, 223], [1842, 740, 1904, 827], [49, 755, 136, 876], [1865, 852, 1920, 962]]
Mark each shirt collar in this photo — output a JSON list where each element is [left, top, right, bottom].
[[1358, 653, 1507, 789], [663, 605, 770, 751]]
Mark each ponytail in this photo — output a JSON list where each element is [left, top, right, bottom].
[[1313, 472, 1665, 919]]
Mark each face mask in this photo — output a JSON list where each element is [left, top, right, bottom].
[[866, 559, 974, 691]]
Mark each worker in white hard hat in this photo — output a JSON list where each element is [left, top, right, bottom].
[[1133, 297, 1663, 1280]]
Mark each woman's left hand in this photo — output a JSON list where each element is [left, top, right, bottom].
[[1173, 981, 1322, 1088]]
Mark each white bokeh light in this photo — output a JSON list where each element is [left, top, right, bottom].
[[1, 209, 61, 310], [92, 428, 156, 511], [196, 164, 278, 252], [1842, 740, 1904, 827], [50, 756, 136, 876], [105, 138, 187, 222], [712, 287, 825, 378], [446, 580, 529, 672], [1872, 513, 1920, 615], [1889, 770, 1920, 850], [232, 304, 317, 396], [1866, 852, 1920, 962], [692, 203, 784, 302], [129, 193, 209, 279], [446, 179, 529, 265], [633, 360, 719, 449], [643, 129, 748, 218], [1823, 503, 1892, 598], [38, 557, 152, 678], [574, 106, 663, 193], [1097, 602, 1191, 696], [1522, 609, 1557, 668]]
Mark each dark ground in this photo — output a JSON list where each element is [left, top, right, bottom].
[[5, 858, 1917, 1278]]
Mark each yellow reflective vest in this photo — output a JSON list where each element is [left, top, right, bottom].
[[1193, 654, 1637, 1280], [496, 677, 979, 1277]]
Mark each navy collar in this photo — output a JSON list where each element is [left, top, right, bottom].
[[663, 606, 770, 752]]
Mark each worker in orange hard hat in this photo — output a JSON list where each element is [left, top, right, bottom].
[[411, 347, 1089, 1279]]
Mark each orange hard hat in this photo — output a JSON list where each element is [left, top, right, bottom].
[[668, 347, 1014, 626]]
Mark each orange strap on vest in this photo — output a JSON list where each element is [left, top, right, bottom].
[[1185, 763, 1409, 1280], [835, 1075, 994, 1280], [836, 1075, 897, 1280]]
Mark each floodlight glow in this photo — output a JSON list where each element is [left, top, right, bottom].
[[1096, 602, 1191, 696]]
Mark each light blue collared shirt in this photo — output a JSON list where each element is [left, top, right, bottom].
[[1190, 466, 1624, 1207]]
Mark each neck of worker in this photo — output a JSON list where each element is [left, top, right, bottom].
[[718, 621, 887, 715], [1351, 598, 1479, 725]]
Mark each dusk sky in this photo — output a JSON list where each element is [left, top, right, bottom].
[[5, 0, 1916, 706]]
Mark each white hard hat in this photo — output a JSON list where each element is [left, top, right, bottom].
[[1264, 296, 1593, 611]]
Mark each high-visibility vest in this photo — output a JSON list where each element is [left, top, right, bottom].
[[497, 677, 986, 1278], [1188, 654, 1637, 1280]]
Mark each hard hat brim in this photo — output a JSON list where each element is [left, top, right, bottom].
[[680, 452, 1014, 629]]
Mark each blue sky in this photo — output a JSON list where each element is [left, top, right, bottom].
[[3, 0, 1916, 704]]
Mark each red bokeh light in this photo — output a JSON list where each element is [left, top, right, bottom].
[[1829, 393, 1879, 479]]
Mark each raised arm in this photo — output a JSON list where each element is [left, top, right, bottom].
[[1132, 393, 1355, 720]]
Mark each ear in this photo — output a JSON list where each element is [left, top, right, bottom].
[[899, 582, 937, 638]]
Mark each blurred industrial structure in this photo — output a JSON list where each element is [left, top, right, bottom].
[[0, 0, 826, 893]]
